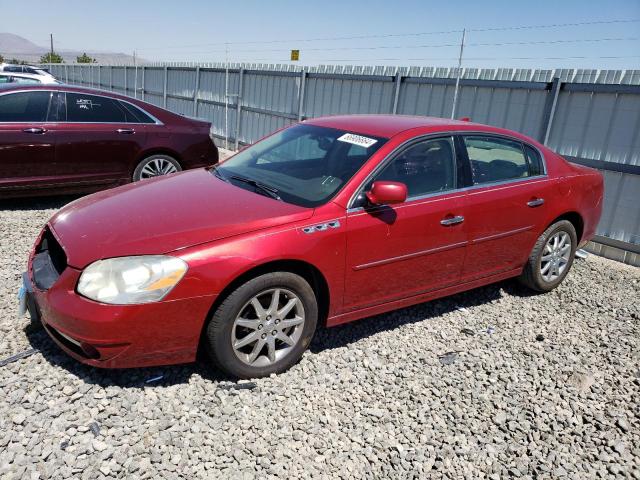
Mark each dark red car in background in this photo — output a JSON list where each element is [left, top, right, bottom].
[[0, 84, 218, 197], [20, 115, 603, 379]]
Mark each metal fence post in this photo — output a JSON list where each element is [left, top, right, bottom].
[[65, 64, 69, 83], [98, 65, 101, 88], [297, 70, 307, 122], [235, 68, 244, 150], [540, 77, 562, 145], [124, 66, 127, 95], [391, 72, 402, 114], [110, 67, 113, 91], [163, 66, 168, 108], [193, 66, 200, 117], [141, 66, 145, 101]]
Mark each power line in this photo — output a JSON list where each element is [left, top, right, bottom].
[[142, 36, 638, 56], [470, 19, 640, 32], [204, 55, 640, 64], [137, 18, 640, 52]]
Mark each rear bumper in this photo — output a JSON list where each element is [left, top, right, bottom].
[[25, 266, 216, 369]]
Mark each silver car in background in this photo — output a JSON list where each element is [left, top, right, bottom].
[[0, 72, 61, 85]]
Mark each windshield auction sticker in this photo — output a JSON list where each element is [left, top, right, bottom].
[[337, 133, 378, 148]]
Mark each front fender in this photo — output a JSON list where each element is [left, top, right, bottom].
[[170, 218, 347, 317]]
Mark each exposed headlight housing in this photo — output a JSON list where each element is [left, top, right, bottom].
[[77, 256, 188, 305]]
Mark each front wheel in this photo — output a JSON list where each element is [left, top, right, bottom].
[[205, 272, 318, 379], [519, 220, 577, 292], [132, 154, 181, 181]]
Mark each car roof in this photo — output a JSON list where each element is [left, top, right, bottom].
[[304, 114, 536, 143], [0, 83, 133, 99], [305, 114, 484, 138]]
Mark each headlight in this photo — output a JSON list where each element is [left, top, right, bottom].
[[77, 256, 188, 305]]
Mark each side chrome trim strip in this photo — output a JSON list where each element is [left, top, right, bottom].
[[353, 240, 467, 271], [471, 225, 533, 245]]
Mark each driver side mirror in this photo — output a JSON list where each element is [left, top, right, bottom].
[[365, 181, 407, 206]]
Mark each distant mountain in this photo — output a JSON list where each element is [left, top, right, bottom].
[[0, 33, 144, 65]]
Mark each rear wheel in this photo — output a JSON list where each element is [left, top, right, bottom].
[[519, 220, 577, 292], [205, 272, 317, 379], [133, 154, 181, 181]]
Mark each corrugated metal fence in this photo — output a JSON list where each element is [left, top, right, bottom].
[[48, 63, 640, 266]]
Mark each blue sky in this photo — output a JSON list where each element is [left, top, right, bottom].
[[3, 0, 639, 68]]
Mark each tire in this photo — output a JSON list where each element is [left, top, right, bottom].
[[132, 154, 182, 182], [205, 272, 318, 379], [519, 220, 577, 292]]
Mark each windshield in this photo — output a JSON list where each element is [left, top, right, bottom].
[[213, 124, 387, 207]]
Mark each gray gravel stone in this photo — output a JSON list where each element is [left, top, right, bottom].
[[0, 196, 638, 479]]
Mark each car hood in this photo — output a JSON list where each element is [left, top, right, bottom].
[[49, 169, 313, 268]]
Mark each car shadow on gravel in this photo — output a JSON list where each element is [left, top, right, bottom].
[[0, 195, 80, 211], [309, 278, 537, 353], [21, 278, 537, 387]]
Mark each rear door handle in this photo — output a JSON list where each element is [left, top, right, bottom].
[[440, 215, 465, 226], [116, 128, 135, 134], [23, 127, 47, 134], [527, 198, 545, 207]]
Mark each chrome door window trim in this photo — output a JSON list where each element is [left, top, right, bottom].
[[347, 130, 548, 212], [348, 174, 549, 215], [461, 173, 548, 194], [0, 88, 164, 125]]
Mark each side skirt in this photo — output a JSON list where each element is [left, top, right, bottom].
[[326, 267, 523, 327]]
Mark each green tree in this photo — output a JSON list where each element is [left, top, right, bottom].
[[40, 52, 64, 63], [0, 53, 4, 63], [8, 58, 25, 65], [76, 52, 96, 63]]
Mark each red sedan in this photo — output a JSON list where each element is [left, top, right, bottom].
[[0, 84, 218, 197], [20, 115, 603, 378]]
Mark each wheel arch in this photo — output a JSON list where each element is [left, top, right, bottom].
[[547, 211, 584, 243], [197, 259, 331, 356]]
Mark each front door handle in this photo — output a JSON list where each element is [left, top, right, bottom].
[[440, 215, 464, 226], [23, 127, 47, 134], [116, 128, 135, 134], [527, 198, 545, 207]]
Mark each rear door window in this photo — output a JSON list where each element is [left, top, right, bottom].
[[463, 136, 529, 185], [524, 144, 544, 176], [119, 101, 156, 123], [66, 93, 127, 123], [0, 91, 51, 122]]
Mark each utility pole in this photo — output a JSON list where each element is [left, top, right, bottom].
[[50, 34, 54, 56], [451, 28, 466, 119]]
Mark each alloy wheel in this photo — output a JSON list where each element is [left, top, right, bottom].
[[138, 158, 178, 179], [231, 288, 305, 367], [540, 231, 571, 282]]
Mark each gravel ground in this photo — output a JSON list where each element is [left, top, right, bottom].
[[0, 195, 638, 480]]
